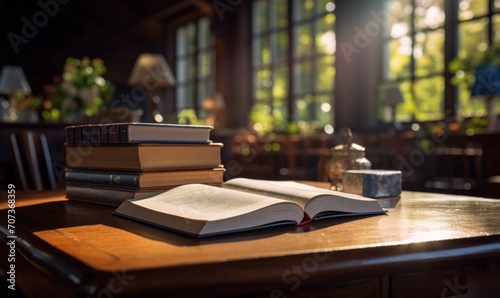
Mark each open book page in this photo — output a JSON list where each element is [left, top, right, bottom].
[[115, 184, 304, 236], [222, 178, 385, 218], [125, 184, 302, 222], [222, 178, 319, 208], [222, 178, 369, 207]]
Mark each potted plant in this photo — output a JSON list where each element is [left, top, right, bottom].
[[43, 57, 115, 122]]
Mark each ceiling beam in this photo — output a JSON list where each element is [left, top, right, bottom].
[[192, 0, 213, 15]]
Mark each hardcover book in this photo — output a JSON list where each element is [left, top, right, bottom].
[[64, 142, 223, 171], [66, 185, 166, 206], [113, 178, 386, 237], [65, 122, 213, 144], [64, 167, 225, 190]]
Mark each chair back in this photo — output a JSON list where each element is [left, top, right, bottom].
[[7, 131, 57, 190]]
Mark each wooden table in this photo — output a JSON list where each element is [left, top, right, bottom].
[[1, 187, 500, 297]]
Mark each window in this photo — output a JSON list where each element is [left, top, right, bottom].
[[384, 0, 445, 123], [384, 0, 500, 124], [175, 17, 215, 121], [457, 0, 500, 119], [251, 0, 336, 134]]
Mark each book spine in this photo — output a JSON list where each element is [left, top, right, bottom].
[[119, 124, 130, 143], [81, 125, 91, 144], [65, 185, 134, 206], [65, 127, 75, 144], [100, 125, 108, 143], [64, 124, 130, 144], [65, 170, 141, 189], [90, 126, 100, 144], [74, 126, 82, 143], [107, 124, 120, 143]]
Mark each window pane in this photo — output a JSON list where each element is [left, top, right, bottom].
[[272, 67, 288, 128], [458, 19, 489, 62], [388, 37, 412, 80], [315, 55, 335, 91], [388, 0, 412, 38], [458, 0, 489, 21], [457, 19, 489, 120], [255, 68, 272, 103], [294, 61, 313, 94], [457, 83, 487, 119], [270, 0, 288, 29], [273, 66, 288, 99], [186, 57, 196, 82], [198, 51, 212, 78], [295, 94, 314, 121], [315, 14, 336, 54], [316, 94, 334, 126], [175, 18, 215, 118], [294, 23, 313, 57], [186, 84, 195, 108], [176, 26, 186, 57], [271, 31, 288, 62], [496, 0, 500, 11], [176, 85, 187, 109], [253, 37, 271, 66], [413, 76, 444, 121], [253, 0, 269, 34], [185, 23, 196, 55], [198, 17, 212, 49], [176, 59, 186, 84], [494, 14, 500, 43], [317, 0, 336, 14], [414, 0, 445, 30], [198, 81, 206, 106], [394, 80, 413, 122], [414, 29, 444, 77], [293, 0, 315, 21], [272, 102, 288, 130]]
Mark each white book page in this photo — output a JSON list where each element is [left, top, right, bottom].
[[222, 178, 373, 206], [222, 178, 383, 218], [129, 184, 298, 222]]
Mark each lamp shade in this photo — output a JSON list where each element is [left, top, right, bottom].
[[385, 86, 404, 106], [0, 65, 31, 95], [128, 53, 176, 89], [471, 64, 500, 98]]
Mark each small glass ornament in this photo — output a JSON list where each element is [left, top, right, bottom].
[[326, 128, 371, 191]]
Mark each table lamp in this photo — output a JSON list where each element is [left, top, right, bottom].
[[128, 53, 176, 122], [0, 65, 32, 122], [385, 86, 404, 124], [202, 92, 225, 127], [471, 64, 500, 132]]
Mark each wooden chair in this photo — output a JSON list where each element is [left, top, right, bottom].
[[7, 131, 57, 190]]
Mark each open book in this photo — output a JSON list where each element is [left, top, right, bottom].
[[113, 178, 386, 237]]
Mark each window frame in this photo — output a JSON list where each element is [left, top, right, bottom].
[[174, 16, 216, 121], [250, 0, 336, 133], [383, 0, 500, 125]]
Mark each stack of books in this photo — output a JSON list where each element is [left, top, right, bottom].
[[63, 122, 224, 206]]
